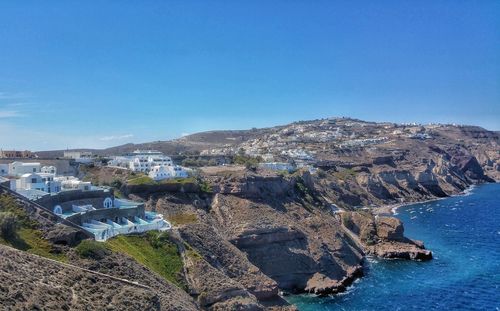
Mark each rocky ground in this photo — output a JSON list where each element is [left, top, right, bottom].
[[0, 245, 161, 310]]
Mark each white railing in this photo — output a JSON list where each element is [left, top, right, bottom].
[[82, 217, 171, 241]]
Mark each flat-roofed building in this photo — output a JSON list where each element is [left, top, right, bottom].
[[15, 172, 61, 193], [8, 161, 41, 176], [0, 150, 33, 158]]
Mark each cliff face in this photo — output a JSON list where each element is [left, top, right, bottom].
[[145, 137, 497, 304], [147, 170, 434, 304], [341, 212, 432, 260], [315, 142, 497, 209]]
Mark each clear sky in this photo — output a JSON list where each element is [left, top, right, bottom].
[[1, 1, 499, 150]]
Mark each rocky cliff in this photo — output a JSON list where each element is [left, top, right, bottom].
[[146, 169, 435, 303]]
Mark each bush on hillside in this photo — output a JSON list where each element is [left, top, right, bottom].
[[146, 231, 170, 249], [75, 239, 110, 259], [110, 179, 123, 189], [0, 212, 20, 239]]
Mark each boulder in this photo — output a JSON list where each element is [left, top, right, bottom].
[[45, 224, 88, 247]]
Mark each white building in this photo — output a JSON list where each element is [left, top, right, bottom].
[[16, 173, 61, 193], [109, 150, 188, 180], [149, 165, 188, 181], [41, 165, 57, 174], [0, 164, 8, 176], [64, 151, 93, 159], [127, 150, 173, 173], [259, 162, 295, 172], [54, 176, 92, 191], [64, 151, 94, 163], [8, 161, 41, 176], [110, 150, 174, 173]]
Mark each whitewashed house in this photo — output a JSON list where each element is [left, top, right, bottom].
[[64, 151, 94, 163], [110, 150, 174, 173], [149, 165, 188, 181], [55, 176, 92, 191], [16, 173, 61, 193], [109, 150, 188, 181], [148, 165, 173, 181], [127, 150, 174, 173], [41, 165, 57, 174], [9, 161, 41, 176]]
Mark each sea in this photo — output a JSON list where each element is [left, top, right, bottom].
[[287, 183, 500, 310]]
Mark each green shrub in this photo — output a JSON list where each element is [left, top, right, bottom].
[[317, 169, 327, 178], [106, 234, 185, 288], [333, 168, 357, 180], [111, 179, 123, 189], [0, 195, 35, 228], [0, 212, 19, 239], [232, 154, 262, 169], [75, 239, 109, 259], [199, 180, 212, 193], [146, 231, 170, 249], [127, 175, 156, 185]]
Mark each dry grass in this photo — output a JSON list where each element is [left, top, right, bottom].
[[168, 213, 198, 226]]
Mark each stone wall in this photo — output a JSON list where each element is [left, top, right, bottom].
[[123, 181, 199, 196], [36, 189, 114, 213], [66, 205, 145, 225]]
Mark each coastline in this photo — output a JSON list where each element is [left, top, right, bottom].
[[373, 184, 479, 216], [287, 182, 500, 310]]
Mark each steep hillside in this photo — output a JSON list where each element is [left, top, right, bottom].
[[0, 187, 199, 311], [0, 244, 161, 310]]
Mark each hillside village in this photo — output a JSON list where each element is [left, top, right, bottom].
[[0, 149, 190, 241]]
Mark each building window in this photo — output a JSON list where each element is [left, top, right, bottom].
[[33, 168, 36, 172], [31, 178, 37, 183]]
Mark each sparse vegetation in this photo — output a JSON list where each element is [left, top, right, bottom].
[[0, 212, 19, 239], [127, 175, 196, 186], [110, 179, 123, 189], [168, 213, 198, 226], [75, 239, 110, 259], [161, 177, 196, 185], [106, 232, 185, 288], [316, 169, 327, 178], [0, 195, 36, 227], [0, 194, 66, 262], [199, 180, 212, 193], [333, 168, 357, 180], [127, 175, 156, 185], [181, 157, 217, 167], [183, 242, 202, 262]]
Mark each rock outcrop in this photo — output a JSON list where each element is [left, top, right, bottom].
[[341, 211, 432, 260]]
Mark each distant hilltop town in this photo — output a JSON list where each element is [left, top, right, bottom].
[[0, 149, 34, 159]]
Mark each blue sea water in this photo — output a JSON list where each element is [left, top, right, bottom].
[[287, 183, 500, 311]]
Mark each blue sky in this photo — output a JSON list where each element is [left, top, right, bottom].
[[0, 1, 499, 150]]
